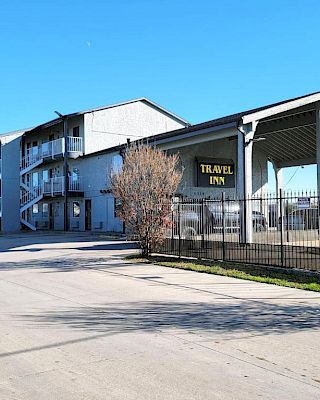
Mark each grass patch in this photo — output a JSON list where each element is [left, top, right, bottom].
[[126, 255, 320, 292]]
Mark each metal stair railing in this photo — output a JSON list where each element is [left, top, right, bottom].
[[20, 184, 43, 208], [20, 148, 43, 171]]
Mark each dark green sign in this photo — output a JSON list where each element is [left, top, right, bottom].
[[196, 158, 235, 188]]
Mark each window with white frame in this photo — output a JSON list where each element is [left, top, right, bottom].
[[73, 201, 80, 218]]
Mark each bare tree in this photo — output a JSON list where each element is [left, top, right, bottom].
[[111, 144, 182, 256]]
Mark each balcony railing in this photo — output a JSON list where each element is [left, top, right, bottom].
[[43, 176, 83, 196], [21, 136, 83, 171], [21, 176, 84, 208], [42, 136, 83, 158], [67, 137, 82, 153], [43, 176, 65, 196], [68, 176, 83, 192]]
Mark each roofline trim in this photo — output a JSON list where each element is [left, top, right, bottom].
[[149, 121, 237, 147], [80, 121, 237, 159], [26, 97, 189, 134], [242, 93, 320, 124]]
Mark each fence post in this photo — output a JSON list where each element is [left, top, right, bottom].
[[222, 192, 226, 261], [318, 191, 320, 238], [201, 199, 205, 250], [279, 188, 285, 267], [178, 200, 181, 258], [171, 206, 174, 253]]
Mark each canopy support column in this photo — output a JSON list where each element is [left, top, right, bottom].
[[316, 103, 320, 195], [237, 122, 257, 243]]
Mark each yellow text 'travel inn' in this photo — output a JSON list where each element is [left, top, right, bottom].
[[199, 164, 233, 175], [210, 176, 225, 185]]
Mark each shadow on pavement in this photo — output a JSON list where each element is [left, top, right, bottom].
[[0, 256, 131, 272], [17, 300, 320, 338], [0, 232, 131, 253]]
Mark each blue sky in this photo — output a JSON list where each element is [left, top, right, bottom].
[[1, 0, 319, 191]]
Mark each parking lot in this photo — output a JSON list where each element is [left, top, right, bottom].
[[0, 232, 320, 399]]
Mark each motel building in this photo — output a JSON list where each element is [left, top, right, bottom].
[[1, 92, 320, 244]]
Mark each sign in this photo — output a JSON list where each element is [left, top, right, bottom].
[[297, 197, 311, 209], [196, 158, 235, 188]]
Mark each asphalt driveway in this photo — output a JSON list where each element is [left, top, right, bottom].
[[0, 232, 320, 399]]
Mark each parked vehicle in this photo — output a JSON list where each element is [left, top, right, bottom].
[[279, 208, 319, 230], [172, 202, 267, 239], [252, 211, 268, 232]]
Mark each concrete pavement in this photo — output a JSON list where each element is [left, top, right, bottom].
[[0, 232, 320, 399]]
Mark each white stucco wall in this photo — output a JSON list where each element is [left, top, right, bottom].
[[168, 137, 268, 199], [83, 101, 187, 155], [80, 152, 123, 232]]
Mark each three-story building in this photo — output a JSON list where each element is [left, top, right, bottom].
[[1, 98, 188, 232]]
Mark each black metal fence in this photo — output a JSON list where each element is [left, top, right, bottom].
[[158, 190, 320, 271]]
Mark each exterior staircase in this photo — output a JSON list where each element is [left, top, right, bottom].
[[20, 152, 43, 176], [20, 217, 37, 231], [19, 174, 83, 231], [20, 185, 43, 213]]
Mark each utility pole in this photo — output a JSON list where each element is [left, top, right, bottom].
[[55, 111, 69, 231]]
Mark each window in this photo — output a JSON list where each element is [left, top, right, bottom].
[[32, 141, 38, 156], [114, 198, 122, 218], [73, 201, 80, 218], [72, 126, 80, 137], [72, 167, 80, 180], [32, 204, 39, 214], [111, 155, 123, 175], [42, 203, 48, 216], [32, 172, 39, 188], [42, 170, 49, 182]]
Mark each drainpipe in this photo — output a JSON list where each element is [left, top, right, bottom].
[[63, 117, 69, 232], [55, 111, 69, 231]]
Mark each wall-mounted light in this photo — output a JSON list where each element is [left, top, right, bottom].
[[245, 137, 266, 146]]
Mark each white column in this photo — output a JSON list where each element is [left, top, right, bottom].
[[237, 131, 246, 242], [237, 131, 245, 198], [275, 166, 283, 196], [316, 104, 320, 195], [245, 138, 253, 243], [237, 123, 256, 243]]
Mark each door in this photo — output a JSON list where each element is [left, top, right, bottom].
[[49, 203, 54, 230], [85, 200, 92, 230]]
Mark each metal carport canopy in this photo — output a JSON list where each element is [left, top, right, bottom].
[[241, 93, 320, 168], [254, 105, 317, 168]]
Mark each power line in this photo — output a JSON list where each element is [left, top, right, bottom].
[[92, 129, 144, 138], [284, 166, 301, 188]]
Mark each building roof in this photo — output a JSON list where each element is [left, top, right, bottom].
[[0, 127, 33, 138], [82, 91, 320, 159], [25, 98, 190, 134], [149, 90, 320, 138]]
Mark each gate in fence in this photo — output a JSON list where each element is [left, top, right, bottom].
[[159, 190, 320, 271]]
